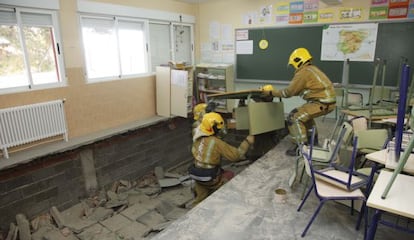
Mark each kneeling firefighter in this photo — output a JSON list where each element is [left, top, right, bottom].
[[189, 112, 255, 206]]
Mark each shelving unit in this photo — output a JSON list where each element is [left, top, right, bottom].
[[156, 65, 194, 118], [195, 63, 234, 112]]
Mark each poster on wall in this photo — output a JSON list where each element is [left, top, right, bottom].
[[321, 23, 378, 62]]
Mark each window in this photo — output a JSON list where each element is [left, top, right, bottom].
[[149, 22, 171, 72], [78, 1, 195, 80], [81, 16, 148, 81], [172, 23, 193, 66], [0, 6, 65, 92], [148, 22, 194, 73]]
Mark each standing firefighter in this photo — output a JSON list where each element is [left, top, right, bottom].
[[189, 112, 254, 206], [263, 47, 336, 156]]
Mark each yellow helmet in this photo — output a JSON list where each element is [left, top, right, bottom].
[[288, 48, 312, 69], [261, 84, 274, 92], [193, 103, 207, 121], [200, 112, 224, 136]]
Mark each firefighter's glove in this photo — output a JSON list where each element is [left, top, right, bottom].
[[260, 84, 276, 97], [246, 135, 255, 145]]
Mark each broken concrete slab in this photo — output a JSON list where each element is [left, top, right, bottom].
[[116, 221, 151, 240], [42, 227, 80, 240], [120, 203, 151, 222], [5, 222, 17, 240], [106, 190, 118, 201], [158, 178, 181, 188], [140, 186, 161, 196], [154, 200, 187, 221], [126, 190, 151, 205], [104, 191, 129, 208], [180, 179, 193, 187], [76, 223, 110, 240], [32, 225, 78, 240], [104, 199, 128, 209], [178, 175, 190, 182], [154, 200, 175, 216], [163, 172, 182, 178], [50, 206, 66, 229], [136, 210, 166, 227], [31, 226, 55, 240], [60, 203, 97, 233], [137, 174, 158, 188], [99, 214, 131, 232], [87, 207, 114, 222], [79, 231, 120, 240], [150, 221, 172, 232], [30, 213, 53, 232], [134, 198, 162, 211], [158, 186, 193, 207], [163, 207, 188, 221], [16, 213, 31, 240]]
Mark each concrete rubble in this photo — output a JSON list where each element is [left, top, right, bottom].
[[2, 162, 251, 240]]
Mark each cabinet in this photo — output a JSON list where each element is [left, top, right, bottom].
[[195, 64, 234, 112], [156, 65, 194, 118]]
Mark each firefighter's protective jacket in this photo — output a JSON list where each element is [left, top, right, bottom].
[[192, 127, 250, 168], [273, 63, 336, 103]]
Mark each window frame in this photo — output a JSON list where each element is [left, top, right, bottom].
[[79, 14, 151, 83], [0, 5, 66, 94], [77, 1, 195, 83], [171, 22, 194, 68]]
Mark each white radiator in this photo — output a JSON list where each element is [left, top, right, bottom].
[[0, 100, 68, 159]]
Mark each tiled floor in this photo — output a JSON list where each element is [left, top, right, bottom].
[[150, 117, 413, 240]]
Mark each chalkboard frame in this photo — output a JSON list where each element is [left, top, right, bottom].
[[236, 20, 414, 86]]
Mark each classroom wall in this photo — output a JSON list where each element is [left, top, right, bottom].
[[0, 0, 196, 139], [193, 0, 408, 114]]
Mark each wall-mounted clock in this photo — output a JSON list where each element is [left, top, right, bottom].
[[259, 39, 268, 50]]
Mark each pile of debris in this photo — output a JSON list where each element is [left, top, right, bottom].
[[1, 160, 252, 240], [2, 166, 195, 240]]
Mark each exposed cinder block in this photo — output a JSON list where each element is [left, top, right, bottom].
[[0, 118, 195, 231], [0, 189, 23, 206]]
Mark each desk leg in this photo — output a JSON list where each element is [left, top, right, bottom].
[[366, 209, 382, 240]]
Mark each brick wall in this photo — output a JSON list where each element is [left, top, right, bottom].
[[0, 117, 193, 232]]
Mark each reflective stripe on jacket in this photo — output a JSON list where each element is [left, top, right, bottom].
[[192, 135, 249, 168], [274, 64, 336, 103]]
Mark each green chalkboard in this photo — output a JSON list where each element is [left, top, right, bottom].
[[236, 21, 414, 86]]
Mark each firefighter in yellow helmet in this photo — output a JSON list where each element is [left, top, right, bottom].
[[263, 48, 336, 156], [189, 112, 254, 206], [192, 103, 207, 135], [192, 102, 217, 136]]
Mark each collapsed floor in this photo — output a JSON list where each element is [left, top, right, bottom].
[[1, 125, 287, 240]]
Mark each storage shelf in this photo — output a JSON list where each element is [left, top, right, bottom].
[[195, 64, 234, 113]]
